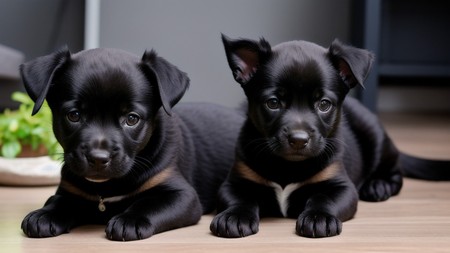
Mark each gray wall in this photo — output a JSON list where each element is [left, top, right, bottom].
[[0, 0, 85, 61], [0, 0, 85, 109], [98, 0, 352, 107]]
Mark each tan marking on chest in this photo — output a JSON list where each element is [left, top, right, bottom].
[[234, 161, 341, 217]]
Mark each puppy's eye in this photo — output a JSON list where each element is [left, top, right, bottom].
[[317, 99, 332, 112], [266, 98, 281, 110], [125, 113, 140, 126], [67, 110, 81, 122]]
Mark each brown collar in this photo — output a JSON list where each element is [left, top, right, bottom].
[[59, 167, 173, 211], [234, 160, 341, 187]]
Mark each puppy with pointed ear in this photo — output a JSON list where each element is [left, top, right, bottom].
[[20, 46, 244, 241], [210, 35, 449, 239]]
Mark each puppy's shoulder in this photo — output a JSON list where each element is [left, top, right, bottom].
[[342, 97, 379, 125]]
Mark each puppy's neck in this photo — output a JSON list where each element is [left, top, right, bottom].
[[59, 167, 174, 203]]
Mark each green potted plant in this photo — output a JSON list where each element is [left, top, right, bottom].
[[0, 92, 61, 186]]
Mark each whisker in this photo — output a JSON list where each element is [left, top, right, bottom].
[[128, 156, 155, 180], [243, 137, 272, 157]]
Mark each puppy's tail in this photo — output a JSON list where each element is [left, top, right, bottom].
[[400, 153, 450, 181]]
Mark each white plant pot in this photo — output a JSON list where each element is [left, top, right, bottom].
[[0, 156, 61, 186]]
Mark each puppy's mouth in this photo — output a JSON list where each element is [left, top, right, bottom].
[[85, 176, 111, 183], [271, 144, 313, 161], [279, 144, 324, 162], [282, 153, 309, 162]]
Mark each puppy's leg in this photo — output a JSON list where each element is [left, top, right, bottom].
[[359, 138, 403, 202], [105, 176, 202, 241], [344, 99, 403, 202], [21, 194, 82, 238], [295, 179, 358, 238], [210, 180, 260, 238]]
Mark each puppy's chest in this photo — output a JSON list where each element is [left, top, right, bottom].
[[236, 161, 341, 217], [268, 182, 303, 217]]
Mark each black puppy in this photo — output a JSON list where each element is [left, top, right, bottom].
[[210, 35, 450, 238], [20, 47, 244, 241]]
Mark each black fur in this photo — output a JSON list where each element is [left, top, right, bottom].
[[20, 47, 244, 241], [210, 35, 450, 238]]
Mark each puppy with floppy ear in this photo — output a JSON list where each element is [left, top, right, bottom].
[[210, 35, 450, 238], [20, 46, 244, 241]]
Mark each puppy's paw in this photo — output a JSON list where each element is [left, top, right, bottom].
[[21, 209, 73, 238], [105, 214, 154, 241], [359, 175, 402, 202], [359, 179, 391, 202], [359, 170, 403, 202], [210, 208, 259, 238], [296, 211, 342, 238]]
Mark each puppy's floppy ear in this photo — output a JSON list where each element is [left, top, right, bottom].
[[221, 34, 272, 86], [141, 50, 190, 116], [328, 39, 374, 89], [20, 46, 71, 115]]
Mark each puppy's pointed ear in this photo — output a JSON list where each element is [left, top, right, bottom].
[[221, 34, 272, 86], [20, 46, 71, 115], [328, 39, 374, 89], [141, 50, 190, 116]]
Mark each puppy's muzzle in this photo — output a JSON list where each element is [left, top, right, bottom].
[[85, 148, 113, 183], [87, 149, 111, 169], [288, 130, 310, 150]]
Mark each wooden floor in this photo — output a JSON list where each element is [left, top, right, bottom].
[[1, 113, 449, 253]]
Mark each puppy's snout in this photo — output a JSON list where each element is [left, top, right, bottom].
[[288, 130, 310, 149], [87, 149, 111, 168]]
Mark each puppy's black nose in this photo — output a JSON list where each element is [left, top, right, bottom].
[[87, 149, 111, 168], [288, 131, 310, 149]]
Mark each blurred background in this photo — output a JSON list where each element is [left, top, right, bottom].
[[1, 0, 449, 113]]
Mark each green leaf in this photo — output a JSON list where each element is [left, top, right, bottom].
[[11, 92, 33, 105], [8, 119, 19, 133], [1, 92, 62, 159], [1, 141, 22, 158]]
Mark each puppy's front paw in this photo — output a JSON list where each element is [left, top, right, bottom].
[[21, 209, 73, 238], [210, 207, 259, 238], [105, 214, 154, 241], [296, 211, 342, 238]]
